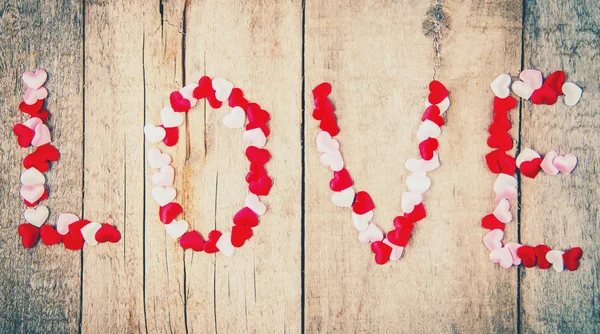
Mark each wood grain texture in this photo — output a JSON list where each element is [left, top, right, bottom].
[[520, 1, 600, 333], [0, 1, 83, 333], [304, 0, 522, 332]]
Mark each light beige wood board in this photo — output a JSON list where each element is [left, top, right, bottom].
[[0, 1, 83, 332], [519, 1, 600, 332], [304, 0, 522, 332]]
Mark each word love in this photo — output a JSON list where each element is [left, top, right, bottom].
[[144, 76, 272, 257], [482, 69, 583, 272], [14, 69, 121, 249], [312, 80, 450, 265]]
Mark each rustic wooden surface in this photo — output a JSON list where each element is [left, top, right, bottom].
[[0, 0, 598, 333]]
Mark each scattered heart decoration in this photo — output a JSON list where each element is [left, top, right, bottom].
[[311, 81, 450, 265], [482, 70, 583, 272], [144, 76, 271, 257], [13, 69, 121, 249]]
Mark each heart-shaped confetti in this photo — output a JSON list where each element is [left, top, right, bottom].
[[404, 203, 426, 222], [351, 211, 373, 232], [358, 223, 384, 244], [22, 70, 48, 90], [31, 124, 51, 147], [40, 225, 63, 245], [246, 103, 270, 124], [24, 87, 48, 105], [179, 84, 199, 107], [481, 214, 505, 231], [516, 245, 536, 268], [56, 213, 79, 235], [416, 120, 441, 141], [530, 85, 557, 105], [147, 148, 172, 169], [95, 223, 121, 243], [428, 80, 449, 104], [231, 225, 253, 247], [553, 153, 577, 174], [245, 194, 266, 216], [540, 150, 559, 175], [223, 106, 246, 129], [152, 166, 175, 187], [421, 105, 444, 127], [246, 146, 271, 164], [490, 74, 511, 98], [319, 112, 340, 136], [505, 242, 522, 265], [490, 247, 513, 268], [330, 168, 353, 191], [144, 124, 166, 143], [160, 126, 179, 147], [202, 230, 222, 254], [382, 238, 405, 261], [13, 124, 35, 147], [406, 172, 431, 194], [63, 232, 84, 250], [405, 153, 440, 173], [179, 230, 205, 251], [81, 222, 102, 246], [24, 205, 49, 227], [19, 99, 44, 115], [331, 187, 355, 208], [562, 82, 582, 107], [249, 175, 272, 196], [319, 150, 344, 172], [316, 131, 340, 153], [418, 138, 439, 160], [493, 199, 512, 224], [485, 150, 516, 175], [68, 220, 91, 244], [546, 250, 565, 272], [511, 81, 534, 100], [544, 70, 566, 96], [493, 96, 517, 112], [159, 202, 183, 224], [312, 82, 332, 99], [245, 163, 267, 183], [352, 191, 375, 215], [152, 186, 177, 206], [170, 91, 191, 112], [233, 207, 259, 227], [516, 148, 540, 167], [242, 128, 267, 148], [216, 232, 235, 257], [228, 88, 248, 109], [160, 106, 184, 128], [20, 168, 45, 186], [212, 78, 234, 102], [487, 132, 513, 151], [483, 229, 504, 251], [519, 158, 542, 178], [20, 184, 45, 204], [165, 220, 189, 239], [401, 191, 422, 214], [563, 247, 582, 271], [18, 223, 40, 248], [519, 69, 543, 90], [370, 241, 392, 265], [534, 245, 552, 269], [388, 217, 414, 247]]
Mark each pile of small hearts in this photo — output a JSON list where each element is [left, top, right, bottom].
[[483, 70, 582, 272], [144, 76, 271, 256], [312, 80, 450, 265], [13, 70, 121, 249]]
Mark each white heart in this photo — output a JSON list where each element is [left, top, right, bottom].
[[424, 96, 450, 114], [495, 185, 518, 202], [160, 106, 184, 128], [406, 172, 431, 194], [519, 69, 543, 90], [242, 128, 267, 148], [245, 194, 266, 216], [483, 229, 504, 251], [401, 191, 422, 214], [505, 242, 522, 265], [81, 222, 102, 246], [223, 106, 246, 128], [383, 238, 405, 261], [152, 166, 175, 187], [405, 153, 440, 173], [20, 184, 44, 203], [23, 117, 43, 130], [144, 124, 166, 143], [165, 220, 189, 239], [511, 81, 534, 99], [212, 78, 234, 102], [152, 186, 176, 206], [56, 213, 80, 235], [540, 150, 559, 175], [351, 210, 373, 232], [490, 73, 511, 98], [493, 199, 512, 223], [516, 148, 541, 167], [562, 82, 582, 107], [216, 232, 235, 257], [553, 153, 578, 174], [20, 168, 45, 186], [489, 247, 513, 269], [31, 124, 51, 147], [147, 147, 172, 169], [331, 187, 355, 207], [546, 250, 565, 272], [24, 206, 49, 227], [358, 223, 384, 244], [22, 69, 48, 90], [493, 174, 517, 193], [319, 150, 344, 172], [179, 84, 199, 107], [416, 120, 441, 141], [316, 131, 340, 153]]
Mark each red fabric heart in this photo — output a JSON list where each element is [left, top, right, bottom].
[[485, 150, 516, 175], [19, 99, 44, 115], [231, 225, 253, 248], [207, 95, 223, 109], [530, 85, 558, 105], [18, 223, 39, 248], [159, 202, 183, 224], [29, 108, 49, 122], [95, 224, 121, 243], [193, 76, 214, 99], [404, 203, 426, 223], [40, 225, 63, 246], [246, 122, 270, 138], [544, 70, 566, 96], [519, 158, 542, 178], [159, 125, 179, 147], [319, 112, 339, 137], [419, 138, 439, 160], [36, 144, 60, 161], [534, 245, 552, 269], [493, 96, 517, 112], [312, 82, 332, 99], [371, 241, 392, 265], [246, 147, 271, 164], [563, 247, 582, 271], [428, 80, 449, 104], [487, 132, 513, 151], [246, 103, 270, 124], [249, 175, 272, 196], [202, 230, 222, 254], [489, 114, 511, 133], [13, 124, 35, 148], [421, 105, 444, 127], [481, 214, 505, 230], [313, 96, 335, 121], [68, 219, 91, 244], [517, 245, 536, 268], [233, 207, 259, 227], [24, 189, 48, 207], [63, 232, 84, 250], [228, 88, 248, 110], [23, 144, 60, 172], [330, 168, 353, 191], [245, 163, 267, 183], [170, 91, 191, 112], [388, 217, 414, 247], [179, 230, 205, 251], [352, 191, 375, 215]]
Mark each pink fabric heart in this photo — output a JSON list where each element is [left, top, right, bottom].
[[56, 213, 80, 235], [20, 184, 45, 203], [152, 166, 175, 187], [493, 199, 512, 223], [490, 247, 514, 269], [147, 148, 172, 169], [505, 242, 522, 265], [516, 148, 541, 168], [316, 131, 339, 153], [319, 150, 344, 172], [541, 150, 559, 175], [495, 185, 518, 202], [553, 153, 577, 174], [31, 124, 51, 147], [519, 69, 543, 90], [23, 87, 48, 105], [358, 223, 384, 244], [483, 229, 504, 251], [22, 117, 43, 130], [22, 69, 48, 90]]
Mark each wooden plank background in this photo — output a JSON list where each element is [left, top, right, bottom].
[[0, 0, 598, 333]]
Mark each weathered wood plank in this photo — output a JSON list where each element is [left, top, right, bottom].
[[181, 1, 303, 332], [0, 1, 83, 333], [304, 0, 522, 332], [520, 1, 600, 332]]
